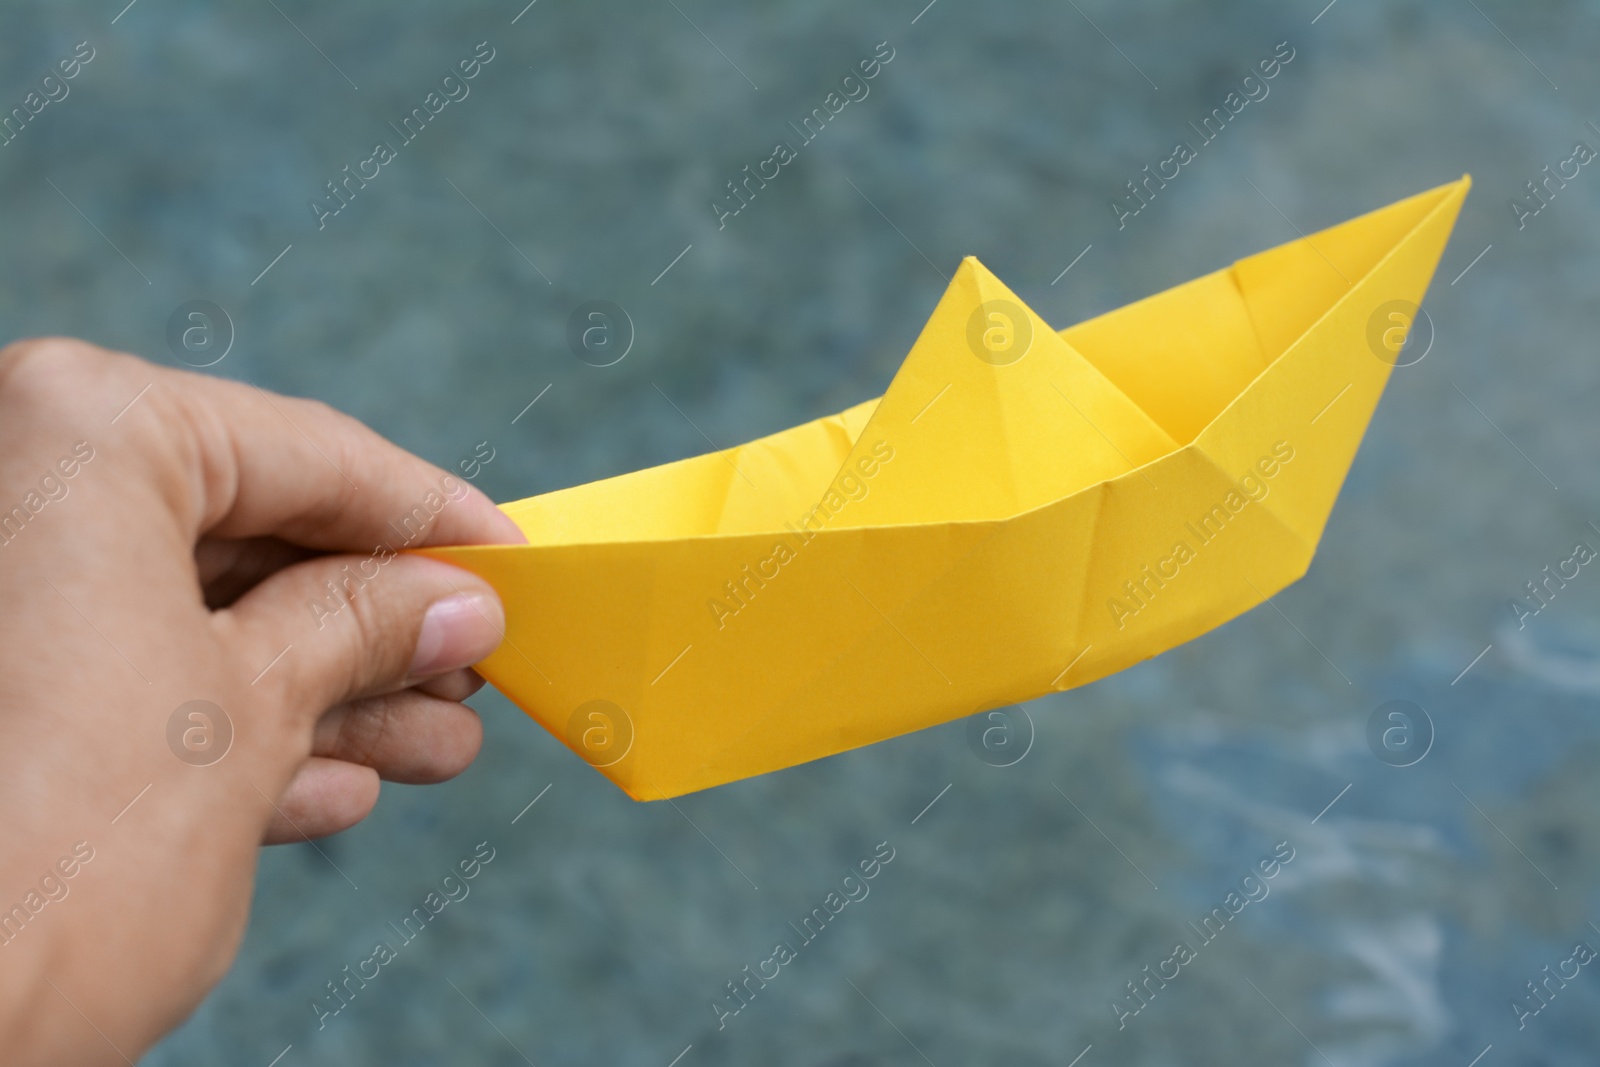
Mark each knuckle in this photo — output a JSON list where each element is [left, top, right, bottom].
[[337, 571, 413, 697], [0, 338, 164, 439], [300, 396, 343, 423], [336, 694, 398, 766], [0, 336, 104, 403], [267, 556, 416, 712], [284, 397, 366, 534], [295, 395, 364, 448]]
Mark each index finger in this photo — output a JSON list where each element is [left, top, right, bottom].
[[174, 369, 525, 552]]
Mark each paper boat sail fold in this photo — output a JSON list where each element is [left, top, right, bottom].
[[424, 177, 1470, 799]]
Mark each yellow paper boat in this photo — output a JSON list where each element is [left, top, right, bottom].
[[426, 176, 1470, 799]]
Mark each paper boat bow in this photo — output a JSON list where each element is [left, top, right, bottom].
[[426, 177, 1470, 799]]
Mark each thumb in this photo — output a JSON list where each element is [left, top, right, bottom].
[[222, 552, 507, 719]]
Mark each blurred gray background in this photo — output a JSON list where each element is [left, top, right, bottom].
[[4, 0, 1599, 1063]]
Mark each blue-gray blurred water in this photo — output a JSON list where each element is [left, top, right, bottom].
[[4, 0, 1599, 1063]]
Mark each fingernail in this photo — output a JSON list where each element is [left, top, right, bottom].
[[410, 593, 504, 680]]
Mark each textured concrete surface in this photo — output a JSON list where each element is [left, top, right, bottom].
[[3, 0, 1599, 1063]]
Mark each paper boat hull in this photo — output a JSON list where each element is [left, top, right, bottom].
[[425, 177, 1470, 799]]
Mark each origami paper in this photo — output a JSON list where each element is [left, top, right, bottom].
[[424, 176, 1470, 800]]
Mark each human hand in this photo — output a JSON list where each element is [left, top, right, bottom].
[[0, 337, 524, 1064]]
